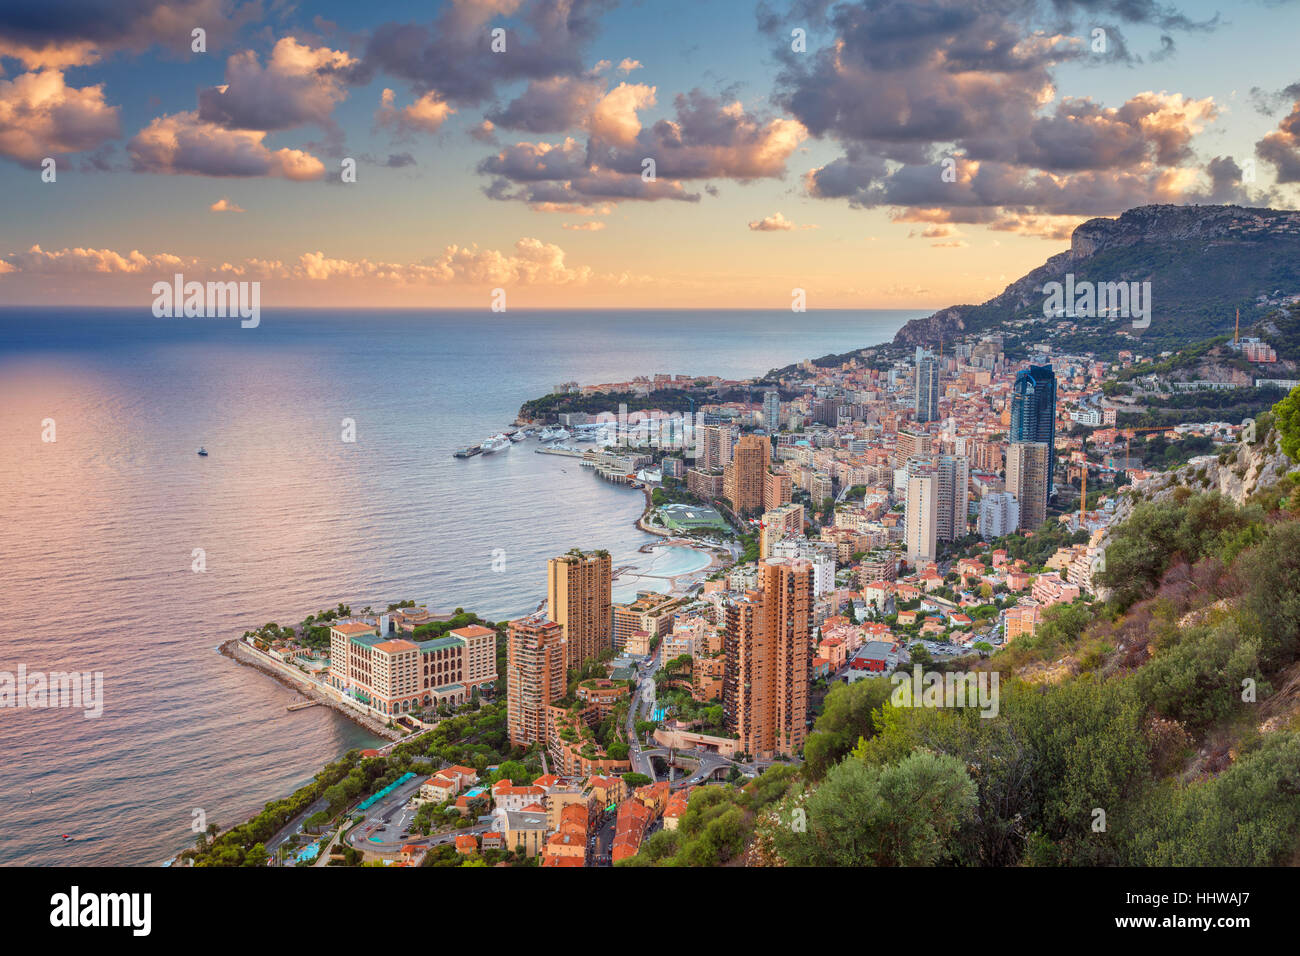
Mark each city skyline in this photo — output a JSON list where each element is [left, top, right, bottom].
[[3, 0, 1300, 309]]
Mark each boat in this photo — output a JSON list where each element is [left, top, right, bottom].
[[453, 445, 482, 458], [541, 427, 571, 443], [480, 435, 511, 454], [509, 430, 526, 442], [197, 447, 208, 456]]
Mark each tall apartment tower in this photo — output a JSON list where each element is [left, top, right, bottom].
[[905, 471, 938, 566], [506, 616, 566, 747], [701, 424, 735, 470], [1006, 441, 1050, 532], [935, 454, 970, 542], [762, 390, 781, 432], [547, 549, 612, 670], [1010, 364, 1057, 495], [723, 557, 813, 759], [915, 347, 940, 423], [724, 433, 770, 514]]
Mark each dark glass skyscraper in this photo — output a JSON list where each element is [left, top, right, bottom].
[[1010, 364, 1057, 495]]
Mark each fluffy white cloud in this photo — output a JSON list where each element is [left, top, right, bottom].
[[128, 110, 325, 179], [0, 69, 120, 164]]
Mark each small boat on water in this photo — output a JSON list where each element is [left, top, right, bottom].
[[197, 447, 208, 456]]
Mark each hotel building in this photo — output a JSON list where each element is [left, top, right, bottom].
[[327, 620, 497, 716]]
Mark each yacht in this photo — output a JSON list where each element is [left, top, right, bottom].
[[197, 447, 208, 457], [509, 430, 526, 442], [480, 435, 511, 454]]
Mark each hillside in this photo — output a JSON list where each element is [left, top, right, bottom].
[[892, 204, 1300, 359], [626, 391, 1300, 868]]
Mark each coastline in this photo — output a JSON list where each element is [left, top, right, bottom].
[[219, 638, 402, 742]]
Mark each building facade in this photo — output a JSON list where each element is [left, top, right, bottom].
[[547, 549, 612, 670]]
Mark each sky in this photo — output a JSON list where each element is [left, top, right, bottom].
[[1, 0, 1299, 310]]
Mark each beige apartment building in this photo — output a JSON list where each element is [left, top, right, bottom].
[[905, 471, 938, 566], [547, 549, 612, 669], [724, 433, 770, 514], [1006, 441, 1050, 531]]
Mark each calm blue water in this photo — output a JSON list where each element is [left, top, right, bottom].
[[0, 307, 916, 865]]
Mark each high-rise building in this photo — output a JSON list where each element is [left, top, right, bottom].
[[762, 470, 792, 511], [759, 502, 804, 559], [507, 616, 566, 747], [895, 428, 933, 468], [1010, 364, 1057, 494], [915, 347, 940, 423], [935, 454, 970, 542], [905, 470, 938, 566], [701, 424, 735, 471], [762, 390, 781, 432], [547, 549, 612, 670], [723, 557, 813, 759], [1006, 441, 1050, 531], [978, 492, 1020, 539], [724, 434, 769, 514]]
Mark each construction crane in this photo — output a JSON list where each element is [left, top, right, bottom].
[[1121, 425, 1177, 471]]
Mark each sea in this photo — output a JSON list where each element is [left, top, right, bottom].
[[0, 307, 917, 866]]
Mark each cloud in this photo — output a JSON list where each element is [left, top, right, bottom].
[[197, 37, 365, 132], [128, 111, 326, 179], [1257, 95, 1300, 184], [562, 220, 605, 230], [376, 88, 456, 134], [0, 0, 263, 69], [1, 238, 602, 288], [0, 243, 194, 274], [588, 82, 657, 146], [618, 58, 643, 74], [487, 76, 605, 133], [209, 197, 244, 212], [767, 0, 1231, 226], [363, 0, 614, 107], [0, 69, 120, 165], [748, 212, 815, 231], [587, 90, 807, 180]]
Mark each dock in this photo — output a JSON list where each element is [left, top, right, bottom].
[[286, 699, 320, 712]]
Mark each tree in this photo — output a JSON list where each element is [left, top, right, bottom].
[[622, 772, 652, 788], [1238, 521, 1300, 668], [1271, 384, 1300, 462], [772, 751, 976, 866], [803, 677, 894, 780]]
